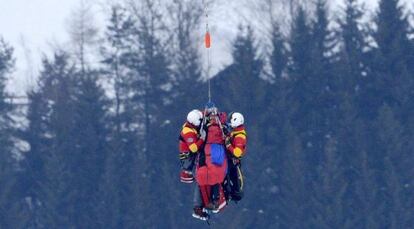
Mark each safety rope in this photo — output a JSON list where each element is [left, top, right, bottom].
[[199, 0, 210, 135], [202, 1, 225, 141], [204, 0, 212, 103]]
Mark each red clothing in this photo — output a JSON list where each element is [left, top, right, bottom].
[[218, 112, 227, 124], [178, 122, 204, 153], [205, 113, 226, 144], [196, 112, 228, 185], [195, 112, 228, 211], [206, 125, 224, 144], [226, 126, 247, 158], [196, 143, 228, 186], [198, 184, 226, 211]]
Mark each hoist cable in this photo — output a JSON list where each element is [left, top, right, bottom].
[[203, 0, 212, 103]]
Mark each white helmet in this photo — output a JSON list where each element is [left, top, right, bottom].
[[229, 112, 244, 128], [187, 109, 203, 126]]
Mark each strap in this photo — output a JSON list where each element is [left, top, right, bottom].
[[237, 165, 243, 190]]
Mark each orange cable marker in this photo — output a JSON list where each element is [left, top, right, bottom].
[[205, 32, 211, 48]]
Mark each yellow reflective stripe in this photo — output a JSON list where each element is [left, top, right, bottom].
[[235, 134, 246, 140], [182, 127, 196, 135], [233, 147, 243, 158], [231, 130, 247, 138], [189, 143, 198, 153]]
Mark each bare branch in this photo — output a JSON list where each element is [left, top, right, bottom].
[[66, 0, 99, 72]]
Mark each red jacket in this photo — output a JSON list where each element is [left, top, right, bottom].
[[195, 112, 228, 186], [226, 126, 247, 158], [205, 112, 226, 144], [196, 144, 228, 186], [179, 122, 204, 153]]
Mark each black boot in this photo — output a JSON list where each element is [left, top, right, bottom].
[[192, 206, 209, 221], [211, 184, 220, 206]]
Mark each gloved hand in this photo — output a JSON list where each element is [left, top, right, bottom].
[[225, 137, 231, 148], [232, 158, 241, 165], [199, 128, 206, 141], [179, 152, 190, 160]]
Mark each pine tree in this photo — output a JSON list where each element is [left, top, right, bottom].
[[334, 97, 373, 225], [258, 21, 291, 227], [99, 5, 139, 227], [310, 137, 349, 228], [167, 0, 204, 129], [335, 0, 370, 163], [121, 1, 172, 226], [68, 5, 120, 226], [369, 0, 412, 115], [126, 0, 171, 158], [288, 7, 313, 86], [286, 6, 322, 176], [382, 157, 410, 228], [277, 124, 310, 228], [213, 26, 265, 120], [308, 0, 338, 159], [337, 0, 369, 96], [26, 52, 111, 228], [352, 150, 383, 228], [267, 19, 289, 199], [374, 104, 411, 227], [68, 70, 110, 228], [269, 21, 289, 134], [286, 6, 313, 130], [101, 5, 135, 134], [0, 39, 15, 170], [67, 0, 99, 73], [311, 0, 333, 79], [0, 37, 23, 228], [23, 52, 77, 227], [21, 89, 49, 228], [168, 0, 204, 106], [270, 23, 288, 81], [43, 53, 78, 227], [213, 24, 267, 205]]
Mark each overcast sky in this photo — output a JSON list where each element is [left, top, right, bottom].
[[1, 0, 75, 93], [0, 0, 383, 95]]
